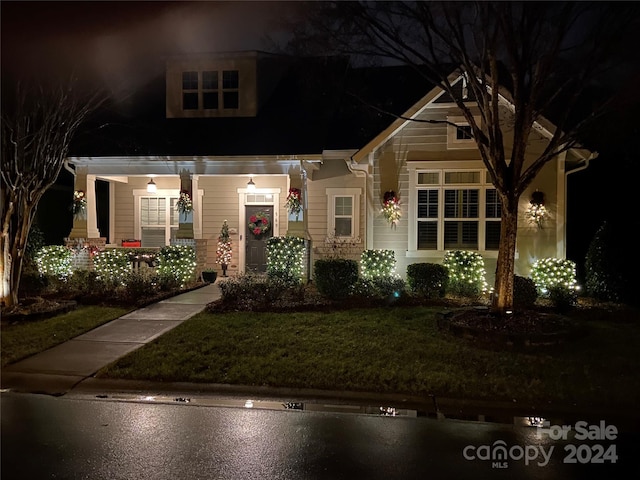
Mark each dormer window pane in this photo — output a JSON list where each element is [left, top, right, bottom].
[[182, 71, 198, 90], [223, 70, 239, 89], [203, 92, 218, 109], [183, 92, 198, 110], [223, 91, 239, 109], [202, 71, 218, 89]]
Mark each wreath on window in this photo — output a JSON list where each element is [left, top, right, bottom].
[[248, 211, 271, 237]]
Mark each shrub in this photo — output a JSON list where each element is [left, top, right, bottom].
[[351, 276, 406, 302], [531, 257, 577, 296], [360, 250, 396, 279], [121, 271, 161, 301], [35, 245, 73, 279], [513, 275, 538, 308], [584, 221, 629, 303], [157, 245, 196, 286], [313, 258, 359, 299], [443, 250, 488, 297], [267, 236, 305, 285], [93, 249, 130, 283], [548, 285, 578, 313], [217, 273, 299, 310], [406, 263, 448, 299]]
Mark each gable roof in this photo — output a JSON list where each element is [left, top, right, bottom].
[[69, 54, 430, 158], [351, 71, 596, 168]]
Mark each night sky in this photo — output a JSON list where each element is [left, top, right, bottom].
[[3, 1, 639, 279]]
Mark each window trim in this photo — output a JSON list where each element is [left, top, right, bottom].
[[133, 188, 203, 245], [447, 115, 481, 150], [326, 188, 361, 240], [409, 167, 500, 255]]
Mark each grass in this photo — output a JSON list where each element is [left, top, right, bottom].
[[1, 306, 130, 367], [96, 305, 640, 410]]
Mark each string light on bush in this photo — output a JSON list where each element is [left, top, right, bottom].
[[157, 245, 196, 287], [531, 257, 578, 295], [35, 245, 74, 279], [360, 249, 396, 279], [443, 250, 490, 295], [266, 237, 305, 283], [93, 249, 131, 284]]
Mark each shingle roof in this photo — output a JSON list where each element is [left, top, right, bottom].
[[69, 55, 431, 157]]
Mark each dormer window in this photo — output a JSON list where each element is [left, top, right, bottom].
[[180, 69, 238, 111], [166, 53, 259, 118]]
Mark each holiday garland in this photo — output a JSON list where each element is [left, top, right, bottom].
[[381, 190, 401, 227], [72, 190, 87, 217], [176, 190, 193, 214], [285, 187, 302, 218]]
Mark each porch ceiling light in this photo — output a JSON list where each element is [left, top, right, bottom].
[[247, 177, 256, 192], [147, 178, 157, 193]]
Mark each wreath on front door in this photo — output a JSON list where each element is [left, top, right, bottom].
[[248, 211, 271, 237]]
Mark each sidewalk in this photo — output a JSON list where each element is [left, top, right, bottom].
[[1, 283, 221, 396]]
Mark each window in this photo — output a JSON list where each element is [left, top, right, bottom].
[[140, 196, 179, 247], [327, 188, 361, 239], [447, 116, 480, 149], [180, 69, 239, 111], [413, 170, 500, 252]]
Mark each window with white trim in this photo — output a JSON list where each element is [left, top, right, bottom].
[[447, 115, 480, 149], [326, 188, 361, 239], [140, 196, 179, 247], [415, 170, 500, 251]]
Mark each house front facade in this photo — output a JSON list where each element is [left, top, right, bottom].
[[66, 51, 593, 283]]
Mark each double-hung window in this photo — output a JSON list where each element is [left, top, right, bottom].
[[413, 170, 500, 252], [140, 196, 179, 247], [326, 188, 361, 239]]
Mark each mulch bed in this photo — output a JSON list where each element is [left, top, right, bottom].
[[437, 307, 588, 348], [1, 297, 78, 323]]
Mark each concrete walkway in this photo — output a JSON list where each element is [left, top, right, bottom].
[[1, 283, 221, 396]]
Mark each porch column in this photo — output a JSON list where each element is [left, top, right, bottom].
[[86, 175, 100, 238], [176, 169, 194, 239], [69, 168, 89, 240]]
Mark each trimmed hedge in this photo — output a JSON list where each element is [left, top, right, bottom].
[[406, 263, 448, 299], [313, 258, 359, 299]]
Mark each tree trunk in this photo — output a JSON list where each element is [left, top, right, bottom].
[[492, 200, 519, 315]]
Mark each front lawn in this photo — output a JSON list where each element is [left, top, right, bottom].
[[1, 306, 130, 367], [97, 305, 640, 410]]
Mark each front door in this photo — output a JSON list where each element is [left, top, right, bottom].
[[245, 205, 273, 273]]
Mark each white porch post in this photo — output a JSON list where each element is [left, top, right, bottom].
[[86, 174, 100, 239]]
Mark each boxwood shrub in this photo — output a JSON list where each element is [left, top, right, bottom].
[[313, 258, 358, 299], [406, 263, 448, 299], [513, 275, 538, 308]]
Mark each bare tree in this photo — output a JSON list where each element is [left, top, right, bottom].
[[287, 1, 639, 314], [1, 75, 106, 308]]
